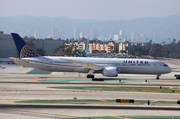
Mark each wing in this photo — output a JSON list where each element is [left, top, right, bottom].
[[60, 58, 103, 70]]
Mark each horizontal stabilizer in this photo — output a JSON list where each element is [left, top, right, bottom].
[[9, 57, 30, 64]]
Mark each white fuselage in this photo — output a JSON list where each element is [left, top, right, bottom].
[[14, 56, 172, 75]]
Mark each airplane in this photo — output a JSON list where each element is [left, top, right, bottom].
[[0, 65, 6, 69], [10, 33, 172, 79], [85, 36, 90, 56], [75, 36, 89, 57]]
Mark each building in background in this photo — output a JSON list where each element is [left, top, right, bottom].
[[0, 31, 147, 58], [89, 41, 116, 53], [78, 42, 86, 51], [90, 30, 98, 39], [0, 32, 65, 58], [119, 30, 126, 40], [74, 27, 80, 40], [80, 32, 83, 39], [74, 27, 77, 40], [114, 34, 119, 41], [119, 42, 145, 55], [65, 42, 86, 51], [109, 34, 112, 40], [131, 32, 134, 42]]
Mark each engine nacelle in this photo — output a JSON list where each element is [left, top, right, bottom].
[[101, 67, 118, 77]]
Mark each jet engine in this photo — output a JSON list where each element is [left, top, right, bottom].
[[101, 67, 118, 77]]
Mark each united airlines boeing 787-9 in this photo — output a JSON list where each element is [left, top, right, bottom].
[[10, 33, 172, 79]]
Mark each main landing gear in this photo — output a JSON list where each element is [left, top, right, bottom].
[[87, 69, 95, 79], [87, 74, 94, 78]]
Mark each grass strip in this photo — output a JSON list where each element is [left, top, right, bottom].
[[27, 69, 51, 74], [49, 86, 180, 93], [15, 99, 114, 103], [15, 99, 178, 105], [70, 116, 180, 119]]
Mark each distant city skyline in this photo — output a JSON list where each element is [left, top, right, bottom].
[[0, 15, 179, 44], [1, 0, 180, 20]]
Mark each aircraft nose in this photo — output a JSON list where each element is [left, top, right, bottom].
[[167, 67, 172, 73]]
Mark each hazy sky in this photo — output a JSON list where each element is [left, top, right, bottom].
[[1, 0, 180, 20]]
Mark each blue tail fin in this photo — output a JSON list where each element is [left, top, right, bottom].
[[85, 36, 89, 56], [11, 33, 39, 58]]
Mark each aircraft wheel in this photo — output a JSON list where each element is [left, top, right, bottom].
[[156, 77, 159, 80], [87, 75, 91, 78], [87, 75, 94, 78]]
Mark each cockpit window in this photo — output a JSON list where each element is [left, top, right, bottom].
[[164, 64, 168, 67]]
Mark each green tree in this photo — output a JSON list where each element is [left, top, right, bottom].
[[120, 50, 126, 54], [149, 45, 163, 58], [36, 48, 45, 56], [110, 50, 118, 53], [27, 39, 46, 56], [92, 50, 99, 53], [53, 45, 66, 56], [71, 44, 79, 56], [100, 50, 106, 53], [82, 50, 86, 57], [134, 51, 141, 56], [27, 39, 36, 50], [134, 48, 143, 56], [173, 39, 176, 43], [54, 44, 80, 56], [64, 45, 73, 56], [111, 50, 115, 53]]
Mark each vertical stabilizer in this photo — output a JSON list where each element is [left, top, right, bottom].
[[85, 36, 90, 56], [11, 33, 39, 58]]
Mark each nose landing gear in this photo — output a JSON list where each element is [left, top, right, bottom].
[[156, 74, 161, 80]]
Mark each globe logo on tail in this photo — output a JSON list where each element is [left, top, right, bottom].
[[20, 45, 39, 58]]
